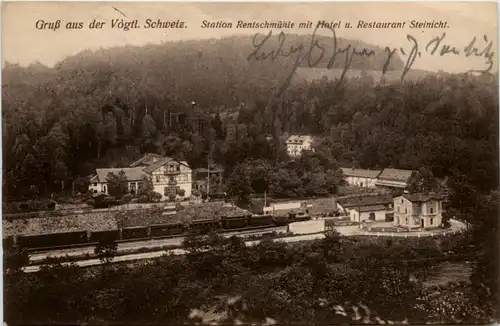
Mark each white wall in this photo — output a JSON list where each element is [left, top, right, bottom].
[[350, 209, 386, 222], [150, 161, 193, 200], [345, 176, 378, 188], [89, 182, 108, 194], [288, 220, 325, 234]]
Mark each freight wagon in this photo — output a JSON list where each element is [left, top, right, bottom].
[[8, 212, 307, 251]]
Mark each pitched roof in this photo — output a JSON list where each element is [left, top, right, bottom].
[[337, 194, 393, 208], [95, 167, 148, 183], [353, 204, 387, 212], [400, 193, 444, 203], [377, 168, 415, 182], [286, 135, 313, 144], [142, 157, 190, 174], [341, 168, 382, 179], [129, 153, 165, 167]]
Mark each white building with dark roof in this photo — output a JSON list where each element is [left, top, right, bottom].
[[341, 168, 382, 188], [89, 167, 149, 195], [285, 135, 314, 157], [88, 154, 192, 200], [336, 194, 394, 222], [394, 193, 444, 229], [142, 157, 192, 200], [350, 204, 387, 222]]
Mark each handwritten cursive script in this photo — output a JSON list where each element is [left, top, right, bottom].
[[247, 28, 496, 98], [247, 26, 377, 97]]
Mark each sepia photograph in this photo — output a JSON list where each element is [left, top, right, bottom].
[[1, 1, 499, 324]]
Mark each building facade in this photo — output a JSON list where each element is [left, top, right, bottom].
[[336, 194, 394, 222], [143, 157, 192, 200], [393, 193, 444, 229], [285, 135, 314, 157], [341, 168, 381, 188], [89, 167, 149, 195], [350, 205, 387, 222], [89, 154, 192, 201]]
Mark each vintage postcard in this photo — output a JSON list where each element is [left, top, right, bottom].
[[2, 1, 498, 325]]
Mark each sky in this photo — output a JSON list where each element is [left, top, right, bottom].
[[2, 1, 498, 73]]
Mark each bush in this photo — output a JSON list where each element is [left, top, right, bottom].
[[192, 189, 201, 197], [138, 195, 150, 203], [85, 199, 94, 207], [168, 193, 176, 202], [122, 194, 133, 203], [150, 192, 162, 203], [177, 189, 186, 197]]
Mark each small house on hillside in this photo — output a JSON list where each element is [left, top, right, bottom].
[[393, 193, 444, 229], [341, 168, 381, 188], [285, 135, 314, 157], [376, 168, 415, 190]]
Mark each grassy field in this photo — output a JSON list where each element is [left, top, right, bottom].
[[424, 261, 473, 287]]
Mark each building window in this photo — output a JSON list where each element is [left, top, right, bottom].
[[130, 183, 137, 194], [93, 183, 97, 186], [138, 182, 144, 192], [405, 217, 408, 224], [103, 185, 107, 193], [430, 218, 434, 226], [401, 199, 403, 204], [177, 165, 180, 171], [405, 208, 407, 214], [430, 207, 434, 214], [397, 206, 400, 213], [156, 176, 160, 183]]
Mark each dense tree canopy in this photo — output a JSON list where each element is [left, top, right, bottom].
[[3, 34, 498, 201]]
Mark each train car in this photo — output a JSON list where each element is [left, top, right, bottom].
[[121, 226, 149, 240], [189, 219, 221, 234], [272, 215, 291, 226], [90, 230, 120, 243], [150, 222, 185, 237], [293, 212, 311, 222], [3, 236, 16, 250], [17, 231, 88, 249], [221, 216, 249, 229], [248, 214, 274, 227]]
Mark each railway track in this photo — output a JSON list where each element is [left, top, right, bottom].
[[24, 232, 325, 273], [28, 225, 287, 263]]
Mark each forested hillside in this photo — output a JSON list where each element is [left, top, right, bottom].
[[2, 34, 498, 202]]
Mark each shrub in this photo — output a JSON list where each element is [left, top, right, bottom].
[[138, 195, 150, 203], [150, 192, 162, 203], [122, 194, 133, 203], [168, 193, 176, 202], [177, 189, 186, 197], [192, 189, 201, 197], [85, 199, 95, 207]]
